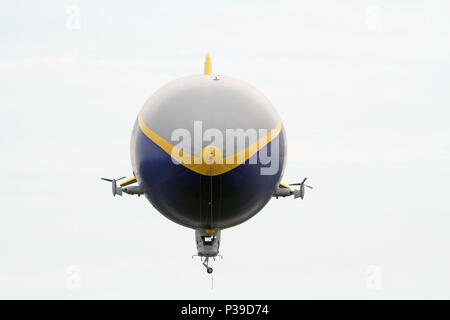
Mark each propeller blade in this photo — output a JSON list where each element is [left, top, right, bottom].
[[289, 178, 309, 186], [300, 184, 305, 199], [112, 180, 116, 196], [101, 176, 126, 182], [101, 176, 126, 197], [288, 178, 313, 199]]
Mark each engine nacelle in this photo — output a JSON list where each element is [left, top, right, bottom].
[[122, 185, 144, 195], [273, 187, 293, 198]]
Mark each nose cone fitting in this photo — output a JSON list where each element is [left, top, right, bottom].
[[202, 144, 222, 164], [201, 145, 224, 176]]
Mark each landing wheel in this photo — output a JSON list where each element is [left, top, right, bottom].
[[207, 267, 213, 274]]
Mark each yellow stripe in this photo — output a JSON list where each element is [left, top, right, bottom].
[[204, 53, 211, 75], [279, 182, 290, 189], [138, 112, 281, 176], [120, 176, 137, 187]]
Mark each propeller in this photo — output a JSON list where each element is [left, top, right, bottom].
[[101, 176, 126, 196], [289, 178, 313, 199]]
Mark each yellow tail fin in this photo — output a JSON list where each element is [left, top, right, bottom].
[[204, 53, 211, 75]]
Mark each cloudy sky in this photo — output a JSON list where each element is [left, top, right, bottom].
[[0, 0, 449, 299]]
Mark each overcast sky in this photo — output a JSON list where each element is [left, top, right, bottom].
[[1, 0, 449, 299]]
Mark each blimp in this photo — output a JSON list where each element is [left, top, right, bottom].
[[102, 54, 312, 273]]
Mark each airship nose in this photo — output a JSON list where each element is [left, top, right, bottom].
[[200, 145, 224, 176], [132, 74, 286, 229]]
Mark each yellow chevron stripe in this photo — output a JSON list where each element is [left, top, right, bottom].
[[137, 112, 281, 176]]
